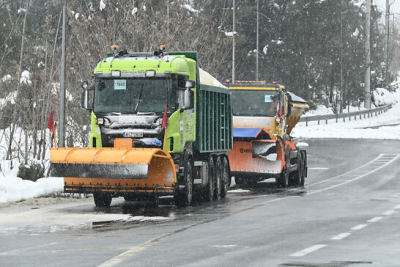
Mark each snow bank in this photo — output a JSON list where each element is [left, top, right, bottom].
[[373, 87, 398, 106], [0, 175, 63, 203]]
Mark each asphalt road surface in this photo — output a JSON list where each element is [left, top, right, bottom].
[[1, 139, 400, 267]]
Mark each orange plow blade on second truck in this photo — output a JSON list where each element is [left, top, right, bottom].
[[228, 128, 285, 179], [50, 144, 176, 195]]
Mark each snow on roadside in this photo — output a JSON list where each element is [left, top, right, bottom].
[[0, 175, 63, 204], [293, 89, 400, 140]]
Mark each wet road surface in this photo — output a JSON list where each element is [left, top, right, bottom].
[[1, 139, 400, 266]]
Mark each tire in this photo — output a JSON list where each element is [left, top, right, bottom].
[[235, 177, 257, 188], [235, 177, 243, 186], [300, 151, 307, 186], [214, 156, 222, 200], [221, 157, 230, 198], [205, 157, 215, 201], [175, 154, 193, 207], [277, 141, 291, 188], [93, 192, 112, 207], [276, 166, 289, 188], [292, 152, 302, 187], [124, 195, 135, 201]]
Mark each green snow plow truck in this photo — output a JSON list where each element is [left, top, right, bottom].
[[50, 45, 233, 207]]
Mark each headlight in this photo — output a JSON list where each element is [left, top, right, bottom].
[[96, 118, 104, 125], [111, 70, 121, 77], [146, 70, 156, 77]]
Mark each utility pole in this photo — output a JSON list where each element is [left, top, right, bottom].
[[59, 0, 66, 147], [232, 0, 236, 84], [340, 0, 343, 114], [364, 0, 371, 109], [167, 1, 170, 36], [385, 0, 390, 85], [256, 0, 259, 81]]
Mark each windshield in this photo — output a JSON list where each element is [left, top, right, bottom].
[[94, 77, 175, 114], [231, 90, 279, 117]]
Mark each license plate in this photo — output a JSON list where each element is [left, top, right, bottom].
[[124, 132, 143, 138]]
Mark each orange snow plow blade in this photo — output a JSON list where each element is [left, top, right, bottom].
[[50, 147, 176, 194], [228, 140, 284, 178], [227, 128, 285, 178]]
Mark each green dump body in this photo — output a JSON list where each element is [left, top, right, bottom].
[[195, 83, 232, 153]]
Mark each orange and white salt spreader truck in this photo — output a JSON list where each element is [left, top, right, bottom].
[[226, 80, 309, 188]]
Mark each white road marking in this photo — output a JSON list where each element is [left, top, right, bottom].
[[351, 224, 367, 231], [308, 154, 400, 196], [394, 204, 400, 210], [0, 242, 59, 256], [368, 217, 383, 223], [308, 154, 399, 188], [382, 210, 395, 216], [309, 167, 330, 170], [331, 233, 351, 240], [290, 244, 327, 257], [211, 245, 238, 248]]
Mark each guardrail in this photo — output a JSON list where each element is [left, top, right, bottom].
[[299, 104, 392, 126]]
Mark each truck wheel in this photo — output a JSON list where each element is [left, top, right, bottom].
[[300, 151, 307, 186], [292, 153, 302, 186], [277, 167, 289, 188], [93, 192, 112, 207], [205, 157, 215, 201], [214, 157, 222, 200], [175, 158, 193, 207], [124, 195, 135, 202], [221, 157, 230, 198]]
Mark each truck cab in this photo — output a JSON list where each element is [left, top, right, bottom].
[[228, 81, 290, 137], [81, 50, 197, 154]]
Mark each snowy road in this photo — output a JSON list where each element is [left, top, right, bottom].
[[1, 139, 400, 266]]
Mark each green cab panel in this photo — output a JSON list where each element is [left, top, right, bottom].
[[90, 112, 102, 148]]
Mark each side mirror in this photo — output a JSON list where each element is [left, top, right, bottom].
[[184, 89, 191, 108], [81, 89, 89, 110], [185, 80, 195, 88], [81, 81, 95, 110], [82, 80, 89, 90], [286, 93, 292, 116], [180, 89, 194, 112]]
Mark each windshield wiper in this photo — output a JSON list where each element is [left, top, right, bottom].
[[134, 81, 145, 114]]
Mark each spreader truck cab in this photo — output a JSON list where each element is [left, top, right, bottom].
[[50, 46, 233, 206], [226, 80, 308, 188]]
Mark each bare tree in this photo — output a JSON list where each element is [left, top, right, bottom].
[[6, 0, 31, 166]]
